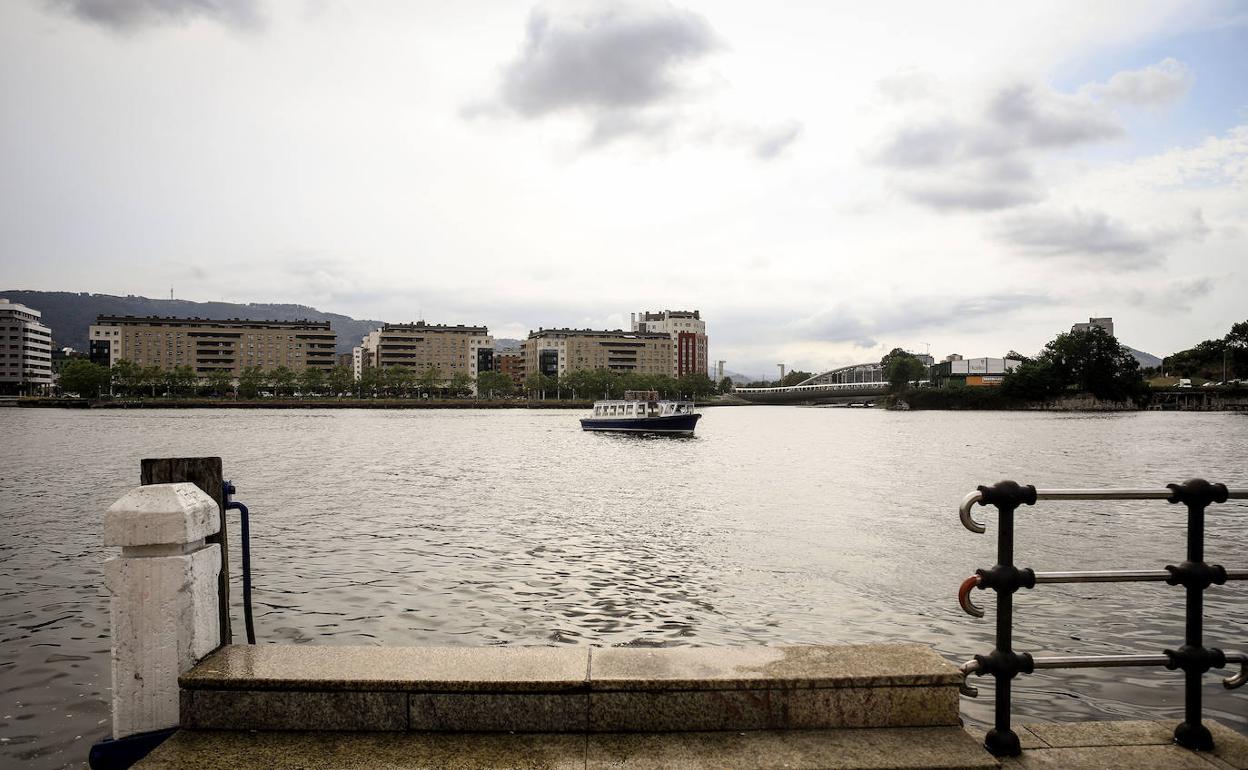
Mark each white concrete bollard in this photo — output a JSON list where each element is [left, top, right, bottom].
[[104, 483, 222, 739]]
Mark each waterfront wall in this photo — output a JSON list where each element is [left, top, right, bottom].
[[104, 484, 221, 738]]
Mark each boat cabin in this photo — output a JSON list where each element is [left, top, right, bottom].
[[590, 390, 694, 419]]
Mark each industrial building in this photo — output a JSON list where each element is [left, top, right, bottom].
[[88, 316, 337, 376], [928, 357, 1023, 387]]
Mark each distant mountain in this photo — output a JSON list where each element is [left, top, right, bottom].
[[724, 370, 765, 385], [493, 338, 523, 351], [1126, 346, 1162, 369], [0, 290, 383, 355]]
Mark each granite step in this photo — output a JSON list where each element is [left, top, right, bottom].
[[178, 644, 964, 733], [137, 726, 1001, 769]]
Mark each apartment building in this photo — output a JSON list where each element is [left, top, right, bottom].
[[495, 349, 525, 385], [357, 322, 493, 384], [88, 316, 337, 375], [0, 299, 53, 394], [523, 328, 673, 380], [1072, 317, 1114, 337], [631, 309, 708, 377]]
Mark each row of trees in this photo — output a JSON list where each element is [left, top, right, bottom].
[[520, 370, 720, 400], [1157, 320, 1247, 381], [57, 359, 723, 401]]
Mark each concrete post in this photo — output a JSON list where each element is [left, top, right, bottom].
[[104, 483, 222, 739]]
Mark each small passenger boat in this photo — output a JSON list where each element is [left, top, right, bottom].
[[580, 390, 701, 435]]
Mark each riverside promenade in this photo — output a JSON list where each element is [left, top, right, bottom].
[[96, 473, 1248, 769]]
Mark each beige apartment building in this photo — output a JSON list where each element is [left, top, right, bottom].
[[631, 309, 708, 378], [357, 322, 493, 384], [523, 328, 673, 380], [88, 316, 337, 375]]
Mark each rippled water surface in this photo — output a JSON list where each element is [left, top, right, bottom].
[[1, 406, 1246, 767]]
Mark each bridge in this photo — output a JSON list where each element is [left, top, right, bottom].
[[735, 362, 903, 405]]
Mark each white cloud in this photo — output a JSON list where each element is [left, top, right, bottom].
[[1083, 57, 1193, 106]]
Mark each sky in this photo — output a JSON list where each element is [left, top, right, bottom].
[[1, 0, 1246, 377]]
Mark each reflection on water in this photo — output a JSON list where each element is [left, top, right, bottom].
[[1, 407, 1245, 767]]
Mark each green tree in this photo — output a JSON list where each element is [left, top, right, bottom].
[[676, 373, 717, 399], [448, 371, 474, 398], [357, 366, 382, 398], [385, 365, 416, 397], [298, 366, 326, 397], [270, 366, 296, 397], [59, 359, 110, 397], [880, 348, 926, 393], [238, 366, 266, 399], [112, 359, 142, 396], [1042, 326, 1145, 402], [165, 365, 197, 397], [779, 370, 812, 387], [418, 366, 442, 396], [1000, 358, 1065, 402], [140, 365, 164, 397], [327, 365, 353, 397], [524, 372, 555, 399], [717, 376, 734, 394], [476, 370, 513, 398], [205, 369, 234, 397]]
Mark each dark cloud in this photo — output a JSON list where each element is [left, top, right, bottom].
[[987, 84, 1122, 148], [1123, 276, 1214, 312], [496, 4, 717, 125], [500, 4, 717, 115], [47, 0, 263, 30], [474, 3, 798, 158], [994, 207, 1209, 269]]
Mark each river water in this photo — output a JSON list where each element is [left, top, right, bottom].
[[1, 406, 1245, 767]]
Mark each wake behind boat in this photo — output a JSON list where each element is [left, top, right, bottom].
[[580, 390, 701, 435]]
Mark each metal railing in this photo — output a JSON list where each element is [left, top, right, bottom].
[[222, 480, 256, 645], [956, 479, 1247, 757]]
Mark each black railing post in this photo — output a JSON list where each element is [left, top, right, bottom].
[[973, 481, 1038, 757], [1165, 478, 1229, 752]]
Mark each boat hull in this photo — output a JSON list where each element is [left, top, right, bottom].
[[580, 413, 701, 435]]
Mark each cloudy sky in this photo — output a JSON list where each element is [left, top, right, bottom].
[[2, 1, 1246, 375]]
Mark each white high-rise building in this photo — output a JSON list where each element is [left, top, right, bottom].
[[0, 299, 53, 394]]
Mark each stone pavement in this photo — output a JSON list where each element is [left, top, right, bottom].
[[972, 720, 1248, 770], [136, 720, 1248, 769]]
